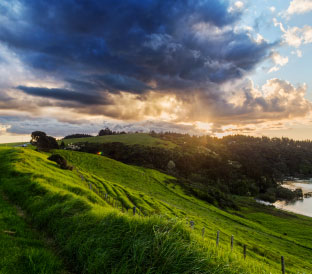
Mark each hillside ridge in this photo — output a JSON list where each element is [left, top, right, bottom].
[[0, 147, 311, 273]]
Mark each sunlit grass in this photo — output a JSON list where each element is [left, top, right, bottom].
[[0, 147, 311, 273], [61, 133, 176, 148], [0, 190, 66, 274]]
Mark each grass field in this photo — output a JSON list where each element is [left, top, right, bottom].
[[0, 142, 27, 147], [0, 191, 66, 274], [0, 147, 312, 273], [61, 133, 176, 148]]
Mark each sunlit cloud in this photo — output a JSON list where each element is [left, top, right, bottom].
[[274, 19, 312, 48], [286, 0, 312, 16], [228, 1, 245, 13], [268, 52, 289, 73]]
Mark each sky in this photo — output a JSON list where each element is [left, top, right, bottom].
[[0, 0, 312, 142]]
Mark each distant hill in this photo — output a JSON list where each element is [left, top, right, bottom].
[[61, 133, 176, 148]]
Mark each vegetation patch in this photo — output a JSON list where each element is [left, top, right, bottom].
[[0, 147, 312, 273], [0, 191, 66, 274], [61, 133, 176, 148]]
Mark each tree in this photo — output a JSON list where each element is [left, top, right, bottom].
[[31, 131, 59, 151], [167, 160, 176, 170], [98, 127, 113, 136], [60, 141, 65, 149], [48, 154, 73, 170], [63, 134, 93, 139], [31, 131, 47, 146]]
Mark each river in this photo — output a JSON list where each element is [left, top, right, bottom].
[[273, 180, 312, 217]]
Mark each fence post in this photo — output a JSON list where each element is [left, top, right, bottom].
[[133, 206, 136, 216], [89, 184, 92, 190], [243, 245, 247, 259], [105, 193, 108, 200], [231, 235, 234, 251], [216, 231, 220, 246], [281, 256, 285, 274], [202, 227, 205, 238], [190, 221, 194, 229]]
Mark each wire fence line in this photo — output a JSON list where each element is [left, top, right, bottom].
[[77, 169, 288, 274]]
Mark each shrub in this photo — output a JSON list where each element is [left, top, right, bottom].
[[48, 154, 73, 170]]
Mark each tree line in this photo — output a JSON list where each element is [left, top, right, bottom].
[[31, 130, 309, 207], [74, 133, 310, 205]]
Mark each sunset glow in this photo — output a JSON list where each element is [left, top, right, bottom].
[[0, 0, 312, 141]]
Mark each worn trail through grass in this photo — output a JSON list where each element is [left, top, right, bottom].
[[0, 191, 68, 274]]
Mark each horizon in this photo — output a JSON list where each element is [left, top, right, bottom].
[[1, 0, 312, 142], [2, 130, 312, 144]]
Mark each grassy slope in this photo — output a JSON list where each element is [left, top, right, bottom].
[[57, 150, 312, 272], [61, 133, 176, 148], [232, 197, 312, 251], [0, 192, 66, 274], [0, 148, 248, 274], [0, 148, 311, 273], [0, 142, 26, 147]]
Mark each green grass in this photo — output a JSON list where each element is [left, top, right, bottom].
[[55, 150, 312, 272], [0, 190, 66, 274], [0, 142, 27, 147], [233, 197, 312, 248], [61, 133, 176, 148], [0, 147, 312, 273]]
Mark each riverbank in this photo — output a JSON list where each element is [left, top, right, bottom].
[[256, 180, 312, 218]]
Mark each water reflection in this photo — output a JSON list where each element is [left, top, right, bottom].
[[273, 181, 312, 217]]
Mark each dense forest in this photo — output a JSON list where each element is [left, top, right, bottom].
[[63, 133, 93, 139], [61, 132, 311, 206]]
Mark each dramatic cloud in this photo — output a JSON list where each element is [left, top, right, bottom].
[[286, 0, 312, 15], [0, 0, 271, 95], [17, 86, 110, 105], [0, 0, 310, 139], [183, 78, 311, 126]]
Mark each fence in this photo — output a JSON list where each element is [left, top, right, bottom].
[[78, 169, 288, 274]]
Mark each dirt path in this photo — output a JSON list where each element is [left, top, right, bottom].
[[0, 191, 74, 274]]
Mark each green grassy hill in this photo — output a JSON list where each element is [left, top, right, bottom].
[[61, 133, 176, 148], [0, 191, 67, 274], [0, 142, 27, 147], [0, 147, 311, 273]]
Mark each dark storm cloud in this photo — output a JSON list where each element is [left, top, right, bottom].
[[67, 74, 152, 95], [17, 86, 110, 105], [0, 0, 273, 104]]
